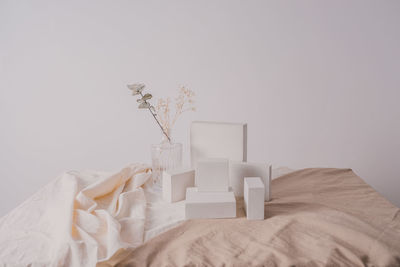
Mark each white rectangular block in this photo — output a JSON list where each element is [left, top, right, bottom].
[[229, 161, 271, 201], [196, 158, 229, 191], [190, 121, 247, 169], [244, 177, 265, 220], [163, 169, 195, 203], [185, 187, 236, 219]]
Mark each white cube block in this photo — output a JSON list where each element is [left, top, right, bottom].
[[185, 187, 236, 219], [163, 169, 195, 203], [196, 158, 229, 192], [190, 121, 247, 169], [229, 161, 271, 201], [244, 177, 265, 220]]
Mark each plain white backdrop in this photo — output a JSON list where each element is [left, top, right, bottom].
[[1, 0, 399, 215]]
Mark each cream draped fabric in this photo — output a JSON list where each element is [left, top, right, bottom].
[[0, 163, 155, 266]]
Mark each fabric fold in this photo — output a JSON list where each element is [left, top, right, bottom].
[[0, 163, 153, 266]]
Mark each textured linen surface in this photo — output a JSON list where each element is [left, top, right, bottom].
[[108, 168, 400, 267], [0, 163, 185, 267]]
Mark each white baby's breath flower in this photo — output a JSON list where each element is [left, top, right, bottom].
[[156, 86, 196, 134]]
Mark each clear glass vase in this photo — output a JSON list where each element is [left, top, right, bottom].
[[151, 135, 182, 188]]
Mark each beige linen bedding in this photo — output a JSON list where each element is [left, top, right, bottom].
[[105, 168, 400, 267]]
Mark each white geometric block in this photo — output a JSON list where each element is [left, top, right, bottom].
[[185, 187, 236, 219], [162, 169, 195, 203], [196, 158, 229, 192], [244, 177, 265, 220], [229, 161, 272, 201], [190, 121, 247, 169]]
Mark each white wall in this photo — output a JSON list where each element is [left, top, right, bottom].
[[1, 0, 399, 215]]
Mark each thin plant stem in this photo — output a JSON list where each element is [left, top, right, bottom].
[[140, 92, 171, 143]]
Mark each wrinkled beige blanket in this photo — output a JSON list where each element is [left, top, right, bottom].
[[106, 168, 400, 267]]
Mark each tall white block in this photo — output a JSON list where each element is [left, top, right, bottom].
[[196, 158, 229, 192], [229, 161, 272, 201], [244, 177, 265, 220], [162, 169, 195, 203], [185, 187, 236, 219], [190, 121, 247, 169]]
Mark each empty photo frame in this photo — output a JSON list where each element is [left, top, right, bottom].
[[190, 121, 247, 169]]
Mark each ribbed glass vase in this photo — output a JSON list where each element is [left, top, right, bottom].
[[151, 133, 182, 187]]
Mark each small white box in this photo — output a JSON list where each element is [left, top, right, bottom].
[[190, 121, 247, 169], [229, 161, 271, 201], [163, 169, 195, 203], [244, 177, 265, 220], [185, 187, 236, 219], [196, 158, 229, 192]]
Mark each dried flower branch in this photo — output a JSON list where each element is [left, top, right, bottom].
[[156, 86, 196, 135], [127, 83, 171, 142], [127, 84, 195, 143]]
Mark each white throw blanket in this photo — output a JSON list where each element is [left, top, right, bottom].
[[0, 163, 164, 266]]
